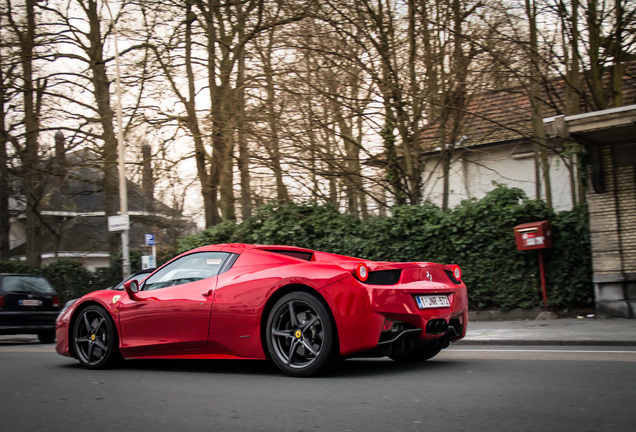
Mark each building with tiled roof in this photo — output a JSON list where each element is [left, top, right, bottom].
[[8, 147, 196, 271], [418, 62, 636, 210]]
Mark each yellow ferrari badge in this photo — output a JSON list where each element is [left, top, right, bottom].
[[112, 295, 121, 304]]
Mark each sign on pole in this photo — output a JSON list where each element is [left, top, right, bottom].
[[145, 234, 157, 270], [108, 215, 129, 232], [141, 255, 155, 270]]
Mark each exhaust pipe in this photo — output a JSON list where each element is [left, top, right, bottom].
[[425, 319, 448, 335]]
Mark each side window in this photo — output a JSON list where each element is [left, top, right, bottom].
[[142, 252, 232, 291]]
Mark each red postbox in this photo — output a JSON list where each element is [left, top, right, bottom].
[[514, 220, 552, 311], [514, 220, 552, 251]]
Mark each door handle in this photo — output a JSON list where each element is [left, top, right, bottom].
[[202, 290, 212, 297]]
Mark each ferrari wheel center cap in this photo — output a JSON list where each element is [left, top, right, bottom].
[[90, 334, 96, 341], [295, 330, 302, 339]]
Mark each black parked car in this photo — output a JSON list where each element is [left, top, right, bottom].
[[0, 274, 60, 343]]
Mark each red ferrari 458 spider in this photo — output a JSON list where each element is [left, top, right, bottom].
[[56, 243, 468, 376]]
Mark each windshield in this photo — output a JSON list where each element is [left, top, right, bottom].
[[143, 252, 231, 291], [112, 269, 155, 291]]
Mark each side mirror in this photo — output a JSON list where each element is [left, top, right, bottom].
[[124, 279, 139, 295]]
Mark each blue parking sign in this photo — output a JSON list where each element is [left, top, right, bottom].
[[145, 234, 155, 246]]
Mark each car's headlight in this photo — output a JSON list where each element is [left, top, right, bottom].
[[58, 298, 78, 317]]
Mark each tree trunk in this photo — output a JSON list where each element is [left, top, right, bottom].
[[141, 144, 154, 212], [0, 43, 10, 260], [21, 0, 42, 267], [586, 0, 605, 110], [85, 0, 120, 265], [382, 119, 404, 206], [563, 0, 585, 206], [183, 5, 219, 227], [236, 24, 252, 220], [611, 0, 624, 107], [262, 30, 290, 204], [526, 0, 552, 209], [200, 1, 235, 222]]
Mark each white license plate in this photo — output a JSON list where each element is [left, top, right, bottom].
[[19, 299, 42, 306], [415, 295, 450, 309]]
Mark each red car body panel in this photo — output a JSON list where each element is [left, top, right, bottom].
[[56, 243, 468, 362], [118, 277, 215, 353]]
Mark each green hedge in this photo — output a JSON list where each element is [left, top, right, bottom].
[[1, 184, 593, 311], [178, 184, 593, 311]]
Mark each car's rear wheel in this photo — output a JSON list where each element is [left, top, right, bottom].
[[266, 292, 338, 377], [37, 330, 56, 344], [389, 338, 443, 362], [72, 305, 122, 369]]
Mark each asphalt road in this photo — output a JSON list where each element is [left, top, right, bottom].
[[1, 341, 635, 432]]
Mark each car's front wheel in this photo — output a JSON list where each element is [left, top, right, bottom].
[[72, 305, 122, 369], [266, 292, 339, 377]]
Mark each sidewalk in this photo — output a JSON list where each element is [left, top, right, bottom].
[[3, 318, 636, 347], [460, 317, 636, 346]]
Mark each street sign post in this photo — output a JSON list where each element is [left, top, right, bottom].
[[108, 215, 129, 232], [145, 233, 157, 269], [141, 255, 155, 270]]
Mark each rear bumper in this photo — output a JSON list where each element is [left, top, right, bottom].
[[0, 324, 56, 334], [320, 276, 468, 356], [0, 311, 58, 335]]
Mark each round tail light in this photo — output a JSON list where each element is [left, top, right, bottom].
[[355, 262, 369, 282], [452, 265, 461, 281]]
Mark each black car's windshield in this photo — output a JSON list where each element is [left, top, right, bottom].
[[1, 276, 56, 295]]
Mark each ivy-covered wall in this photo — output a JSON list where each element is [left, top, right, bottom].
[[177, 185, 593, 311], [0, 185, 593, 310]]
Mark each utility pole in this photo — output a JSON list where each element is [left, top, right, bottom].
[[105, 1, 130, 278]]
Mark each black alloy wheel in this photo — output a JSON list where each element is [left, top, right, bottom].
[[72, 305, 121, 369], [266, 292, 338, 377]]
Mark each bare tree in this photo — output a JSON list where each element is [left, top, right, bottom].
[[1, 0, 49, 266], [254, 24, 291, 205], [0, 17, 11, 260], [526, 0, 553, 208]]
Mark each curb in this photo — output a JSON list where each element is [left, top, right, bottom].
[[455, 339, 636, 347], [468, 307, 560, 321]]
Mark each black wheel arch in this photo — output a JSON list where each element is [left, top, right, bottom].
[[68, 300, 120, 359], [259, 284, 339, 360]]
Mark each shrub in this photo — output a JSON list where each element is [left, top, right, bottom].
[[41, 259, 96, 303], [1, 185, 593, 311], [177, 184, 593, 311]]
